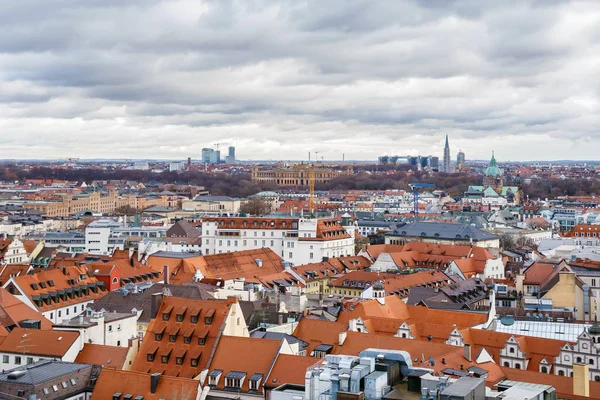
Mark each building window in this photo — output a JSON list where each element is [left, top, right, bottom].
[[191, 358, 199, 367], [503, 362, 509, 367], [509, 347, 515, 354], [161, 355, 169, 363], [541, 366, 548, 373], [225, 378, 241, 388], [26, 357, 33, 365], [2, 355, 8, 363], [176, 357, 183, 365], [147, 354, 155, 362], [169, 334, 177, 343], [15, 356, 21, 365], [191, 315, 198, 323], [155, 333, 163, 341], [108, 325, 113, 333], [514, 363, 521, 369]]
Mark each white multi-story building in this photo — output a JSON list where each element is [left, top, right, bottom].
[[2, 238, 29, 265], [54, 309, 137, 347], [85, 219, 125, 255], [201, 216, 355, 265]]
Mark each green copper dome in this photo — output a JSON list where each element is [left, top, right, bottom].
[[484, 152, 503, 177]]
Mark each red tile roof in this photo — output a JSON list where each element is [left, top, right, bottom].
[[0, 327, 79, 357], [208, 336, 282, 393], [6, 266, 106, 312], [75, 343, 130, 369], [0, 288, 53, 336], [93, 369, 200, 400], [132, 296, 237, 378]]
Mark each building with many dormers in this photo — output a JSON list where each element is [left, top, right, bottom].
[[201, 217, 355, 265], [3, 266, 108, 324]]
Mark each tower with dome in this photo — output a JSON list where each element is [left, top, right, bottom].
[[464, 152, 523, 206]]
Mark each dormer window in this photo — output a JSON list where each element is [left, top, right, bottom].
[[155, 333, 163, 341], [208, 370, 222, 386], [169, 334, 177, 342], [205, 309, 215, 325], [176, 356, 184, 365], [162, 312, 170, 321]]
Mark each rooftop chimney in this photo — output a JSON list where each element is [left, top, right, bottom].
[[464, 343, 472, 362], [163, 265, 169, 285], [573, 363, 590, 397], [339, 331, 347, 346], [150, 293, 164, 320], [150, 372, 161, 394]]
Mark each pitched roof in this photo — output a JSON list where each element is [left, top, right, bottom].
[[292, 318, 347, 354], [7, 266, 106, 312], [90, 283, 213, 323], [147, 248, 287, 284], [131, 296, 236, 378], [0, 288, 53, 336], [75, 344, 130, 369], [208, 336, 281, 393], [265, 354, 319, 388], [0, 360, 95, 386], [166, 220, 201, 238], [387, 221, 499, 241], [92, 369, 200, 400], [0, 328, 79, 357]]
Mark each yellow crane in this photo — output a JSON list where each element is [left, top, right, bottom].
[[309, 165, 315, 215]]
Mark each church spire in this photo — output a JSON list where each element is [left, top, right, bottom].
[[445, 134, 449, 148]]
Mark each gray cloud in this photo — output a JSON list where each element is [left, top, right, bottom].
[[0, 0, 599, 161]]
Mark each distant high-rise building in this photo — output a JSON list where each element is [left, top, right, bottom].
[[442, 135, 452, 172], [201, 148, 219, 164], [457, 149, 466, 170], [225, 146, 236, 164]]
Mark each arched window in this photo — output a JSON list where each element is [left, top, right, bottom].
[[590, 359, 595, 365], [577, 357, 582, 363], [503, 362, 509, 367], [595, 376, 600, 382], [509, 347, 515, 354], [402, 333, 407, 338], [541, 366, 548, 373], [558, 370, 565, 376], [514, 363, 521, 369], [112, 277, 118, 284]]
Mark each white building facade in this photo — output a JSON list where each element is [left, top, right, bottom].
[[201, 217, 355, 265]]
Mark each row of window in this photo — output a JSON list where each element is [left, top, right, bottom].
[[2, 355, 33, 365]]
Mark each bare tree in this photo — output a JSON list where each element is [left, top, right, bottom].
[[240, 198, 271, 216], [113, 205, 137, 216]]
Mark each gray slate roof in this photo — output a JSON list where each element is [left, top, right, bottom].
[[386, 221, 498, 241], [0, 360, 91, 385]]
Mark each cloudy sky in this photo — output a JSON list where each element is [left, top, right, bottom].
[[1, 0, 599, 161]]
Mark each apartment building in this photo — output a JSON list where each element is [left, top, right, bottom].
[[201, 217, 355, 265]]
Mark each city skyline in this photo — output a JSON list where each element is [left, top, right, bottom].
[[1, 1, 599, 161]]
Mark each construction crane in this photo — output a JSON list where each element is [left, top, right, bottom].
[[306, 151, 322, 216], [213, 143, 226, 152], [409, 183, 435, 217]]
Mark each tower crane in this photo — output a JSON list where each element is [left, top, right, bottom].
[[213, 143, 226, 152], [408, 183, 435, 217]]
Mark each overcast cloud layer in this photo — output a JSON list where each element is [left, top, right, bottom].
[[1, 0, 599, 161]]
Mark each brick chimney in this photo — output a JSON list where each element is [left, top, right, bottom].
[[151, 293, 164, 320], [163, 265, 169, 285], [573, 363, 590, 397]]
